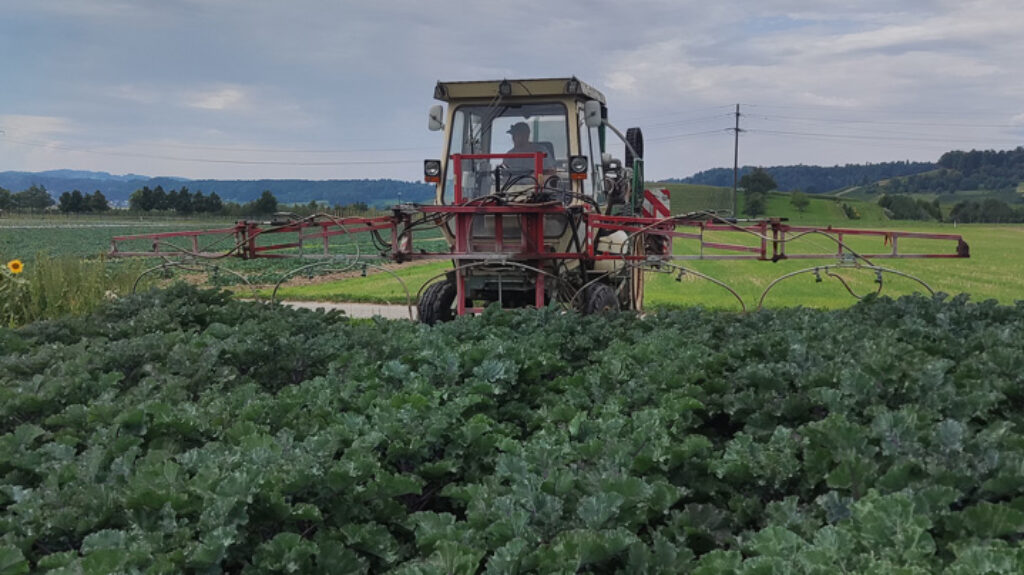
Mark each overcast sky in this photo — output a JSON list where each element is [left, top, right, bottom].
[[2, 0, 1023, 182]]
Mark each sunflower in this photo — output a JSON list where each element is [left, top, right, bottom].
[[6, 260, 23, 274]]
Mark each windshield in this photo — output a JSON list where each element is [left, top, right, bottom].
[[444, 102, 569, 202]]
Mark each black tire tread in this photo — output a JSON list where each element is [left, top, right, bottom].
[[418, 280, 457, 325], [584, 283, 620, 315]]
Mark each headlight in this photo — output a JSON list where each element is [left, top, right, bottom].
[[423, 159, 442, 183], [569, 155, 588, 180]]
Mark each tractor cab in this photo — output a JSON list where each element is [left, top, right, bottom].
[[425, 78, 624, 210]]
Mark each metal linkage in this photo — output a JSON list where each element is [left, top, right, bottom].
[[109, 214, 395, 260], [586, 214, 969, 263]]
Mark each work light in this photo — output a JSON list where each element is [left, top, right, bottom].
[[569, 155, 588, 180], [424, 159, 442, 183]]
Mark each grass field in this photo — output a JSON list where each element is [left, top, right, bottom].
[[659, 182, 890, 224], [258, 188, 1019, 309], [644, 222, 1013, 310], [264, 221, 1016, 310], [4, 201, 1019, 312]]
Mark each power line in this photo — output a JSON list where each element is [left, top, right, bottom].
[[641, 113, 735, 130], [744, 115, 1014, 143], [619, 104, 735, 124], [742, 102, 1022, 122], [645, 129, 729, 142], [96, 141, 436, 154], [745, 112, 1019, 130], [746, 128, 1022, 145], [0, 137, 425, 166]]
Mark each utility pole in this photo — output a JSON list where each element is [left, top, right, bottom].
[[731, 104, 742, 217]]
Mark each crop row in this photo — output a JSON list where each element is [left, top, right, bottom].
[[2, 286, 1024, 573]]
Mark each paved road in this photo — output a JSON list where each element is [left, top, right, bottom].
[[272, 300, 417, 320]]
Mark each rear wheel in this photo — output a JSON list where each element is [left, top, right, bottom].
[[625, 127, 644, 166], [418, 280, 457, 325], [584, 283, 620, 315]]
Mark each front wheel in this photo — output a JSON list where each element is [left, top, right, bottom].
[[584, 283, 620, 315], [418, 280, 457, 325]]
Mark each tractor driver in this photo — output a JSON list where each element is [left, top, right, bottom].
[[503, 122, 554, 176]]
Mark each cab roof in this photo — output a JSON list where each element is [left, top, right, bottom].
[[433, 77, 606, 104]]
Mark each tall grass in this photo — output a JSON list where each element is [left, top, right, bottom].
[[0, 254, 150, 327]]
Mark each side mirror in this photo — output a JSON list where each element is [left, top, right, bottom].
[[583, 101, 603, 128], [428, 105, 445, 131]]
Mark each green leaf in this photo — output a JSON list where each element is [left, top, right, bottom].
[[433, 541, 484, 575], [81, 529, 127, 553], [693, 549, 742, 575], [81, 549, 129, 575], [748, 526, 808, 558], [577, 492, 625, 529], [957, 502, 1024, 538], [484, 538, 529, 575], [315, 545, 368, 575], [945, 541, 1023, 575], [850, 491, 935, 563], [0, 546, 28, 575], [251, 532, 317, 574]]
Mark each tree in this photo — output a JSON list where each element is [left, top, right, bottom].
[[88, 190, 109, 212], [13, 185, 55, 211], [0, 187, 13, 211], [152, 185, 169, 211], [740, 168, 775, 217], [58, 191, 74, 213], [744, 192, 766, 217], [130, 186, 156, 211], [739, 168, 777, 196], [205, 191, 224, 214], [251, 190, 278, 215], [790, 190, 810, 213]]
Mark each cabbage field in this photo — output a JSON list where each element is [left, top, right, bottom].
[[2, 285, 1024, 573]]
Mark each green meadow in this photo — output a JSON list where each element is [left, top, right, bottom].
[[266, 186, 1018, 310], [266, 222, 1014, 310], [5, 194, 1018, 312]]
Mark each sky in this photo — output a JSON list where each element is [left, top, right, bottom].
[[2, 0, 1023, 182]]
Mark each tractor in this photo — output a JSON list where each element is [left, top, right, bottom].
[[414, 77, 652, 323]]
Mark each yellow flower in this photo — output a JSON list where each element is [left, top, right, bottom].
[[6, 260, 23, 274]]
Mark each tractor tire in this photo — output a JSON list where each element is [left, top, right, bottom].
[[625, 127, 644, 166], [584, 283, 620, 315], [418, 280, 457, 325]]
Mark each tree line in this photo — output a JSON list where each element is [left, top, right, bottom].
[[0, 185, 56, 212], [129, 186, 279, 215], [679, 161, 937, 194], [57, 190, 110, 213], [863, 147, 1024, 195], [877, 193, 1024, 223]]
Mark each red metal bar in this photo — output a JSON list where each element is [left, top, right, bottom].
[[495, 214, 504, 252], [111, 226, 242, 242], [457, 268, 466, 316]]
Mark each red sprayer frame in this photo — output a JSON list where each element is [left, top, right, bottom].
[[110, 171, 969, 314]]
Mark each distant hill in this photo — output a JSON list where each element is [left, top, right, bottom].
[[0, 171, 433, 208], [671, 161, 938, 194]]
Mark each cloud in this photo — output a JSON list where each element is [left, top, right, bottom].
[[0, 115, 75, 138], [185, 87, 247, 111], [5, 0, 1024, 180]]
